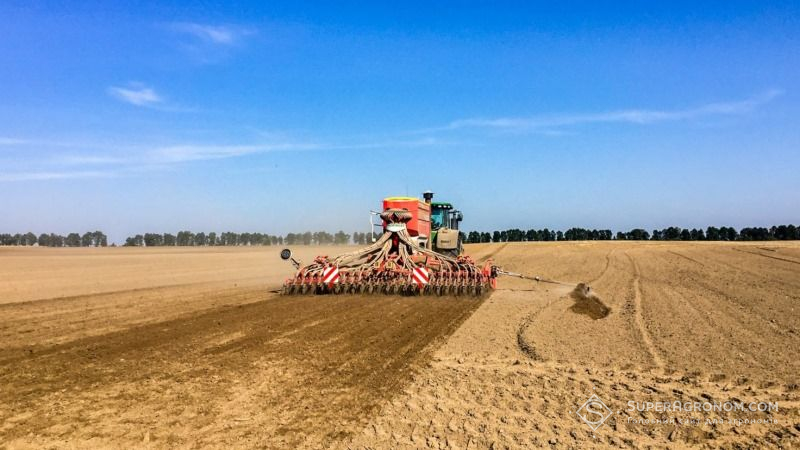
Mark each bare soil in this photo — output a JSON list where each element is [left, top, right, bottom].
[[346, 242, 800, 449], [2, 243, 799, 449]]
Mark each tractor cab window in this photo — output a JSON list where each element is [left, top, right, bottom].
[[431, 207, 449, 230]]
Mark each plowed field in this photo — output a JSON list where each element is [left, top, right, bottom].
[[1, 243, 799, 449]]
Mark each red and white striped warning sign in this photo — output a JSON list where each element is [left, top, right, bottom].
[[322, 266, 340, 285], [412, 266, 430, 286]]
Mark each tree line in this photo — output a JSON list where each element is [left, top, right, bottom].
[[3, 224, 798, 247], [462, 225, 800, 243], [0, 231, 108, 247], [122, 231, 377, 247]]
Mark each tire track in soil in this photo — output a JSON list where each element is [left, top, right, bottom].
[[634, 251, 770, 375], [661, 248, 800, 331], [516, 309, 545, 361], [625, 251, 664, 369], [587, 248, 615, 285], [701, 247, 800, 291], [515, 248, 615, 362], [733, 247, 800, 266], [667, 249, 706, 267], [475, 242, 509, 263]]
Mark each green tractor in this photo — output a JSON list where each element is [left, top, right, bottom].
[[425, 191, 464, 257]]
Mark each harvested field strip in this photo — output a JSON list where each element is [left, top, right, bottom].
[[0, 294, 482, 448], [0, 283, 272, 348]]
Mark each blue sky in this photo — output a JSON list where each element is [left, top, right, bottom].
[[1, 1, 799, 243]]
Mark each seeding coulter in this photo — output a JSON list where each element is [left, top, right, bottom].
[[280, 192, 498, 296]]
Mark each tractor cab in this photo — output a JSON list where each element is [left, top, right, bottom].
[[426, 194, 463, 257], [430, 202, 463, 231]]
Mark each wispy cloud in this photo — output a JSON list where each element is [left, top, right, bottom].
[[0, 170, 113, 182], [108, 83, 162, 107], [0, 133, 453, 182], [57, 138, 448, 167], [150, 143, 319, 163], [432, 90, 783, 133], [169, 22, 255, 45], [0, 137, 30, 146]]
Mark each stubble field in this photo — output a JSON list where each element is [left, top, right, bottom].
[[1, 242, 799, 448]]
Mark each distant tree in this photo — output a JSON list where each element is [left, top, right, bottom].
[[719, 226, 738, 241], [624, 229, 650, 240], [535, 229, 546, 242], [740, 227, 771, 241], [163, 233, 176, 246], [779, 224, 799, 240], [143, 233, 162, 247], [50, 233, 65, 247], [662, 227, 682, 241], [689, 228, 705, 240], [334, 230, 350, 245], [21, 232, 36, 246], [65, 233, 81, 247], [176, 231, 194, 246], [37, 233, 51, 247]]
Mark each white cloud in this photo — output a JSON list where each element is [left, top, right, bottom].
[[150, 144, 273, 163], [436, 90, 783, 133], [169, 22, 254, 45], [108, 83, 162, 107], [58, 139, 444, 167], [0, 170, 112, 182], [0, 134, 451, 182], [0, 137, 30, 146]]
